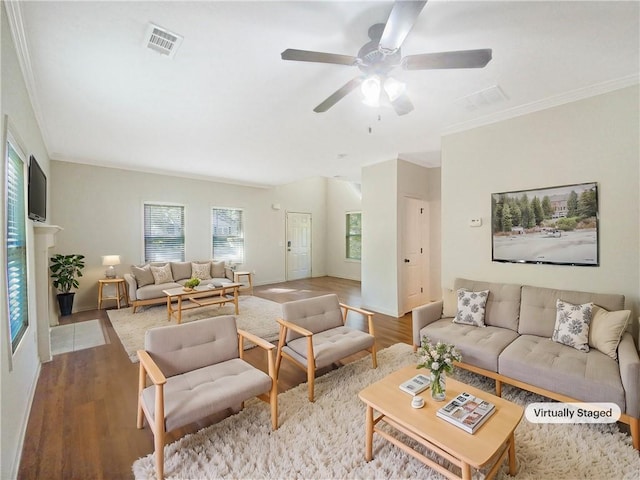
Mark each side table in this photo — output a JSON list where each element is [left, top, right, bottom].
[[98, 278, 128, 309], [233, 271, 253, 295]]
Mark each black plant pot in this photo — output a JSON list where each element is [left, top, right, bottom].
[[57, 292, 75, 316]]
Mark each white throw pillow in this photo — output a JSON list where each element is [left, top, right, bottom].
[[588, 306, 630, 360], [191, 262, 212, 280], [150, 263, 174, 285], [442, 288, 457, 318], [453, 289, 489, 327], [552, 299, 593, 352]]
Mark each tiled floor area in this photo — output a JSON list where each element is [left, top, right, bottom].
[[50, 319, 107, 355]]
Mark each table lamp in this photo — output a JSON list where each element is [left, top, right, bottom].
[[102, 255, 121, 279]]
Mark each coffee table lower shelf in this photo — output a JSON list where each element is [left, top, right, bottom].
[[365, 406, 514, 480]]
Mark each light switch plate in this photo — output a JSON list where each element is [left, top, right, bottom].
[[470, 218, 482, 227]]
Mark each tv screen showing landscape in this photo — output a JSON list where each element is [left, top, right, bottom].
[[491, 182, 598, 266]]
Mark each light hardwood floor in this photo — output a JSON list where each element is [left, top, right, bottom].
[[18, 276, 413, 479]]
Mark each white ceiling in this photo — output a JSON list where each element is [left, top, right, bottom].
[[10, 1, 640, 187]]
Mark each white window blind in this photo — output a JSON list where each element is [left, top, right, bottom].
[[211, 208, 244, 263], [144, 203, 185, 262], [346, 212, 362, 260], [5, 140, 29, 352]]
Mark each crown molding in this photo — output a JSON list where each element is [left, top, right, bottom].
[[442, 74, 640, 137], [4, 1, 52, 151]]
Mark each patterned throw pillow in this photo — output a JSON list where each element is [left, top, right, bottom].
[[191, 262, 212, 280], [453, 289, 489, 327], [552, 299, 593, 352], [150, 263, 174, 285]]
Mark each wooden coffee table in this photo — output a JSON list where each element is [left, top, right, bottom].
[[359, 365, 523, 480], [162, 282, 242, 324]]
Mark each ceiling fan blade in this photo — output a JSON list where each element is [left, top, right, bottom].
[[389, 92, 414, 116], [379, 1, 428, 52], [281, 49, 358, 66], [314, 77, 363, 113], [402, 49, 493, 70]]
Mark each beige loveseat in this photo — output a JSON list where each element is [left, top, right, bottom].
[[412, 278, 639, 449], [124, 260, 234, 312]]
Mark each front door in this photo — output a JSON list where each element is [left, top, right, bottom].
[[286, 212, 312, 280]]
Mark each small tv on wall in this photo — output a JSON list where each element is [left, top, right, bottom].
[[28, 155, 47, 222]]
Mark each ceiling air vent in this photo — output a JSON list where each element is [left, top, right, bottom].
[[144, 23, 183, 58], [455, 85, 508, 112]]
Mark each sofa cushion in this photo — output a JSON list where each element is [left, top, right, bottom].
[[453, 289, 489, 327], [420, 318, 519, 372], [131, 264, 154, 287], [191, 262, 212, 280], [283, 327, 374, 370], [454, 278, 521, 331], [552, 299, 593, 352], [141, 357, 271, 432], [499, 335, 625, 412], [211, 261, 226, 278], [519, 286, 624, 337], [170, 262, 192, 281], [136, 282, 181, 300], [151, 263, 174, 284], [589, 306, 631, 360], [442, 288, 457, 318]]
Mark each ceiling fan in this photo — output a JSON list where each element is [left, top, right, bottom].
[[281, 0, 492, 115]]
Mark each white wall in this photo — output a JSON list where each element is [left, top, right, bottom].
[[326, 178, 362, 281], [441, 85, 640, 340], [1, 3, 50, 477], [50, 162, 334, 311]]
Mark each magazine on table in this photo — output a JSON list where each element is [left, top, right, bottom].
[[399, 373, 431, 396], [436, 392, 496, 433]]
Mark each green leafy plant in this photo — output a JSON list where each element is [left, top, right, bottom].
[[49, 254, 85, 293], [184, 277, 201, 289]]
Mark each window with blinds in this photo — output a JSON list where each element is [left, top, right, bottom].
[[212, 208, 244, 263], [5, 139, 29, 352], [143, 203, 185, 262], [346, 212, 362, 261]]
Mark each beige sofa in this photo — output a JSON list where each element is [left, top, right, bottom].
[[412, 278, 639, 449], [124, 260, 234, 312]]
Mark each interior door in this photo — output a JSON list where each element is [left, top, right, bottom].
[[286, 212, 312, 280], [402, 197, 428, 313]]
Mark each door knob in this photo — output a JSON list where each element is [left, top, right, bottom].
[[404, 259, 410, 263]]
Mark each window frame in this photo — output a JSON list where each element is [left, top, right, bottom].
[[211, 207, 245, 264], [4, 129, 30, 354], [345, 211, 362, 261], [142, 202, 186, 263]]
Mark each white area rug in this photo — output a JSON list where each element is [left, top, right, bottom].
[[132, 343, 639, 479], [50, 319, 107, 355], [107, 296, 282, 362]]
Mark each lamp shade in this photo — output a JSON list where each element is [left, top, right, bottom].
[[102, 255, 121, 266]]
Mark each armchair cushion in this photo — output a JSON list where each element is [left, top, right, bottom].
[[142, 358, 272, 432], [281, 294, 344, 341], [145, 315, 239, 377], [283, 326, 375, 369]]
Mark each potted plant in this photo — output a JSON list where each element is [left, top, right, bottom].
[[183, 277, 201, 291], [49, 254, 85, 316]]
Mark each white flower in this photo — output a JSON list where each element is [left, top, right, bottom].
[[431, 361, 440, 371]]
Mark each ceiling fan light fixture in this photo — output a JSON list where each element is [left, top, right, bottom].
[[383, 77, 406, 101], [361, 75, 381, 106]]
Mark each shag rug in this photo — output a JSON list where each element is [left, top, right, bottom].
[[132, 343, 639, 479], [107, 296, 282, 362]]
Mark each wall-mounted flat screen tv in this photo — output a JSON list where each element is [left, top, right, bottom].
[[491, 182, 598, 266], [28, 155, 47, 222]]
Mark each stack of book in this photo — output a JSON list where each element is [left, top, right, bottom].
[[399, 373, 431, 396], [436, 392, 496, 434]]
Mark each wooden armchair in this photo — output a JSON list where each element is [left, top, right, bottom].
[[136, 315, 278, 479], [275, 294, 377, 402]]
